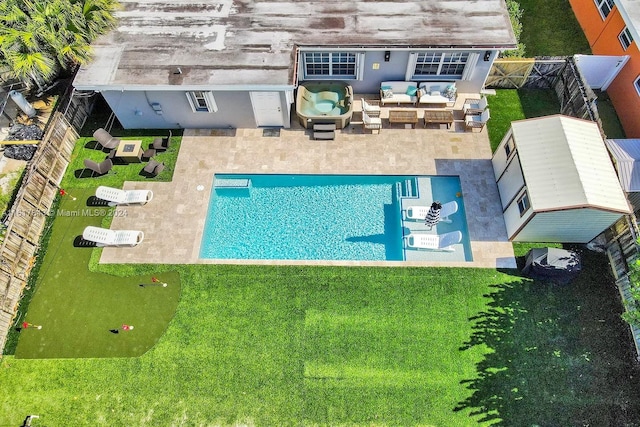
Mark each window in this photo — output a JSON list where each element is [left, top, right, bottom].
[[414, 52, 469, 77], [186, 91, 217, 113], [504, 136, 516, 158], [635, 76, 640, 96], [303, 52, 357, 78], [619, 27, 634, 50], [595, 0, 615, 19], [517, 192, 530, 216]]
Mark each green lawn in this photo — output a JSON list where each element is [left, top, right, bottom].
[[12, 188, 180, 359], [2, 260, 640, 425], [515, 0, 591, 56], [59, 135, 180, 189]]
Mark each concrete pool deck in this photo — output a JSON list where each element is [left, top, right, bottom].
[[101, 121, 516, 268]]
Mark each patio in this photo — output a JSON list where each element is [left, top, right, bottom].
[[99, 113, 515, 268]]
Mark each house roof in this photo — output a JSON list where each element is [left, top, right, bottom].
[[604, 138, 640, 192], [616, 0, 640, 46], [511, 115, 630, 214], [73, 0, 517, 89]]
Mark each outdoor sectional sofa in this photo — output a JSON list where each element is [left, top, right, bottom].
[[380, 81, 419, 105], [380, 81, 457, 107]]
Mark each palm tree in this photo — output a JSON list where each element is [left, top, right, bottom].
[[0, 0, 119, 90]]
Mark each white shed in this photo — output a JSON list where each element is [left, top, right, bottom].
[[491, 115, 630, 243], [604, 138, 640, 213]]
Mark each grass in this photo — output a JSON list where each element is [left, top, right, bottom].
[[11, 188, 180, 358], [596, 91, 627, 139], [59, 135, 180, 189], [2, 261, 640, 425], [514, 0, 591, 56]]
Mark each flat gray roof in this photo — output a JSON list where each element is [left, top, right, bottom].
[[74, 0, 517, 88]]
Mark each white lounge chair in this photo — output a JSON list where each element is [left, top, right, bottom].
[[405, 201, 458, 223], [405, 230, 463, 251], [465, 109, 490, 131], [362, 110, 382, 133], [463, 97, 488, 115], [361, 98, 381, 117], [95, 186, 153, 206], [82, 226, 144, 247]]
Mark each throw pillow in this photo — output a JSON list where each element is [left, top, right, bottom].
[[430, 91, 441, 97], [406, 85, 418, 96], [444, 84, 457, 100], [381, 85, 392, 91], [382, 89, 393, 99], [416, 88, 426, 98]]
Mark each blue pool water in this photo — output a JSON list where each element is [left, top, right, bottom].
[[199, 174, 469, 261]]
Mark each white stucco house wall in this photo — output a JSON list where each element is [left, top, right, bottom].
[[492, 115, 630, 243], [72, 0, 516, 129]]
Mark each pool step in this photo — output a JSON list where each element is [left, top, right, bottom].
[[399, 178, 419, 198], [313, 123, 336, 140], [214, 178, 251, 188]]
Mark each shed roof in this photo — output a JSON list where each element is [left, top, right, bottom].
[[511, 115, 629, 214], [74, 0, 517, 88], [604, 138, 640, 192]]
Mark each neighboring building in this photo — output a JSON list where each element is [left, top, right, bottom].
[[569, 0, 640, 137], [73, 0, 516, 129], [492, 115, 630, 243], [604, 138, 640, 213]]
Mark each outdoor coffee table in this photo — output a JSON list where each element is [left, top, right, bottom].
[[388, 110, 419, 128], [115, 140, 143, 163], [424, 109, 454, 129]]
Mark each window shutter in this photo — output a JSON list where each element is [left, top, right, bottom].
[[461, 53, 479, 81], [356, 52, 365, 81], [405, 53, 418, 81]]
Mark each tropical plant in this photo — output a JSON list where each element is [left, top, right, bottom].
[[0, 0, 119, 90], [502, 0, 526, 57], [622, 245, 640, 327]]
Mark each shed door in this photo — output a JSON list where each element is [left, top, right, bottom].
[[574, 54, 629, 90], [250, 92, 284, 127]]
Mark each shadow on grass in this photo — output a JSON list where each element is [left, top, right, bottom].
[[455, 248, 640, 425]]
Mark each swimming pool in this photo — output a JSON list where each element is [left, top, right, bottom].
[[199, 174, 471, 261]]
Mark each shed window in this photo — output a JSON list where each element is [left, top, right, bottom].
[[303, 52, 357, 78], [619, 27, 634, 50], [504, 136, 516, 159], [186, 91, 217, 113], [517, 192, 530, 216], [635, 76, 640, 96], [414, 52, 469, 77], [595, 0, 615, 19]]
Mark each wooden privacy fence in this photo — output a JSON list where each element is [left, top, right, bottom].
[[0, 112, 77, 353], [487, 56, 602, 134]]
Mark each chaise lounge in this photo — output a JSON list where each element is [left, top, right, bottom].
[[404, 230, 463, 251], [95, 186, 154, 206], [405, 201, 458, 223], [82, 226, 144, 247]]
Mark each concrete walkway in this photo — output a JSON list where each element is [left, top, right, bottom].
[[102, 120, 516, 268]]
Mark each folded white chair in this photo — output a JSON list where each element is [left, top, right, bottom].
[[362, 110, 382, 132], [95, 186, 153, 206], [406, 201, 458, 223], [405, 230, 462, 251], [361, 98, 381, 117], [82, 226, 144, 247], [463, 97, 488, 115]]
